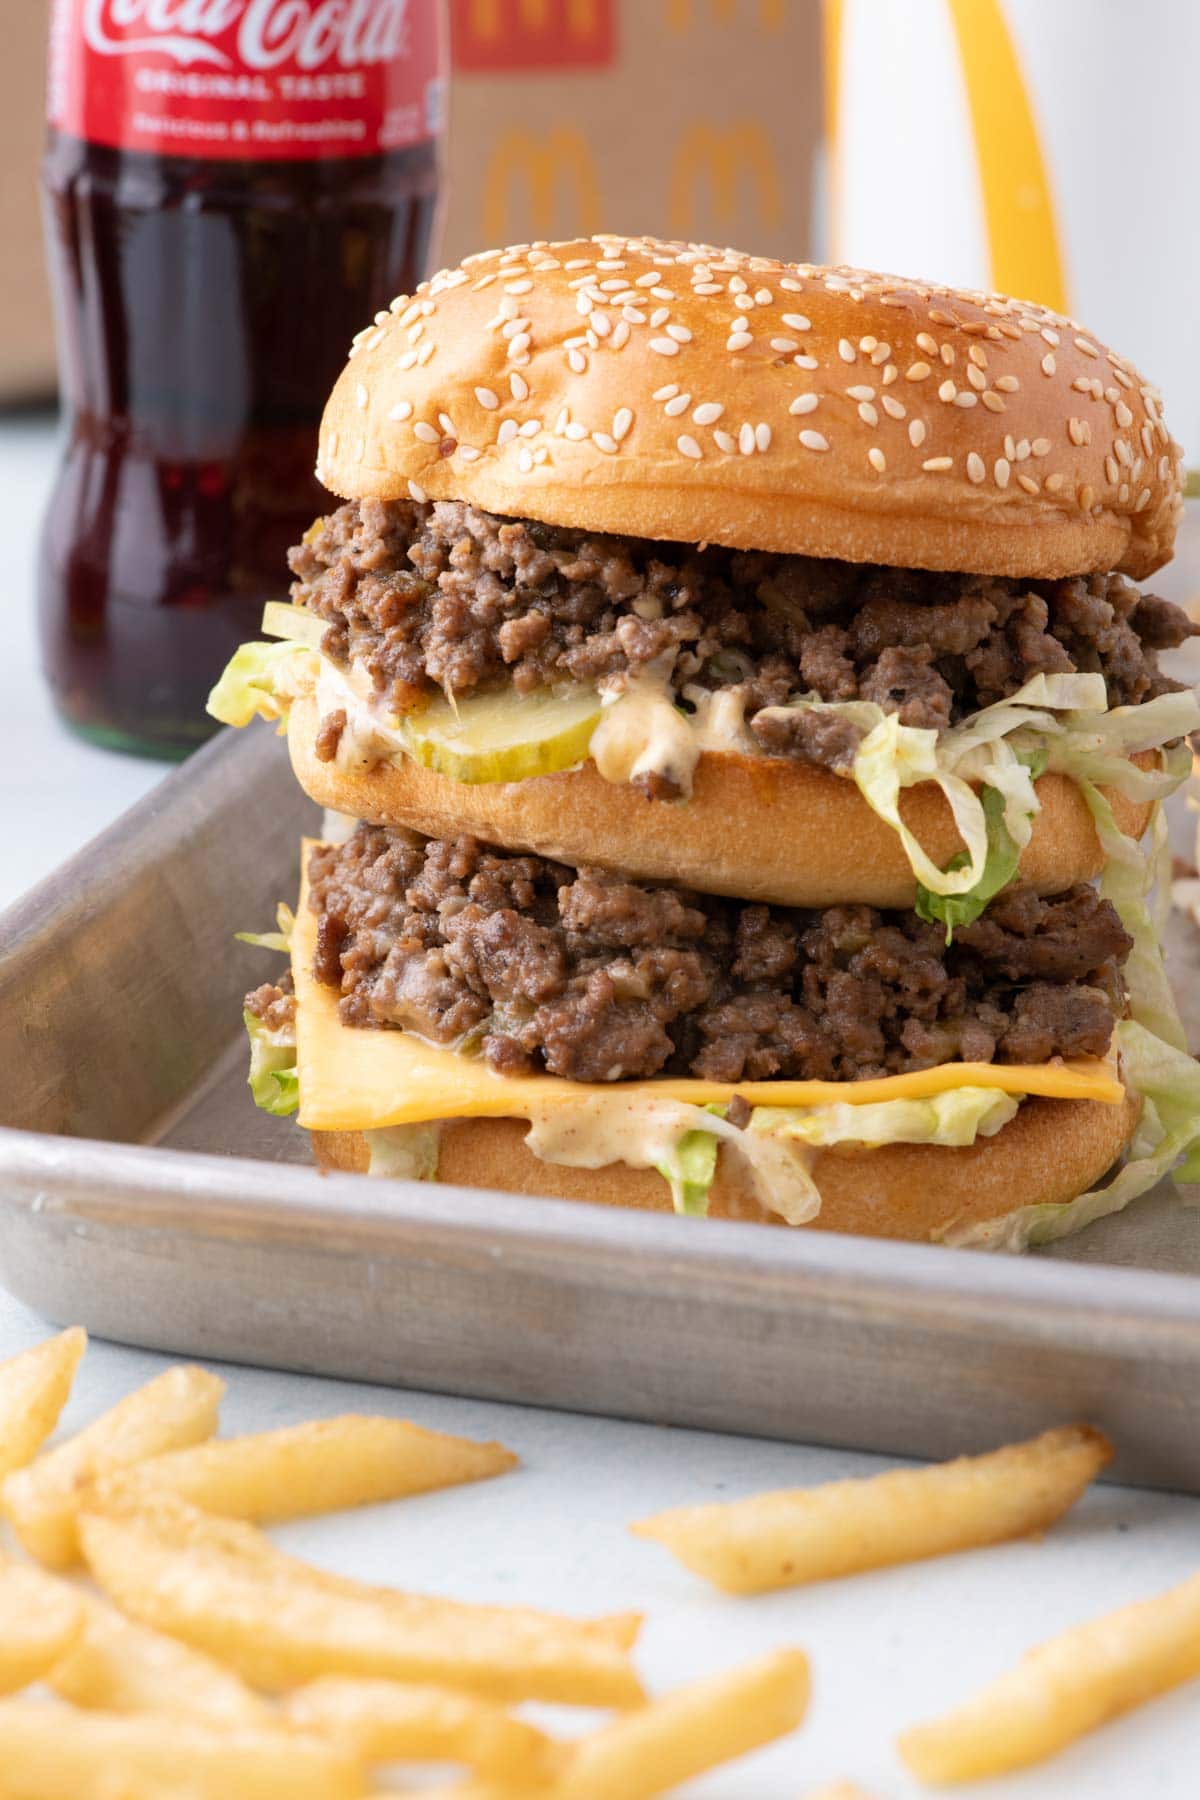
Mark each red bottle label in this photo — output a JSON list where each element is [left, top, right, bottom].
[[48, 0, 443, 160]]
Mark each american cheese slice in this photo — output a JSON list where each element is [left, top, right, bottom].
[[293, 845, 1125, 1133]]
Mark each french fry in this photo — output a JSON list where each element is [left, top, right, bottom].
[[898, 1566, 1200, 1784], [2, 1364, 224, 1568], [557, 1648, 810, 1799], [101, 1414, 517, 1523], [632, 1425, 1112, 1594], [0, 1330, 86, 1482], [285, 1675, 555, 1780], [0, 1559, 83, 1695], [79, 1492, 644, 1707], [48, 1594, 272, 1727], [0, 1700, 363, 1800]]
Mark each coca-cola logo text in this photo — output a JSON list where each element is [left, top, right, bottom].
[[82, 0, 410, 71]]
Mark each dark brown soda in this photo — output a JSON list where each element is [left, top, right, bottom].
[[39, 134, 438, 758]]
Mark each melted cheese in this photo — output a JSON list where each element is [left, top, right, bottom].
[[292, 846, 1125, 1134]]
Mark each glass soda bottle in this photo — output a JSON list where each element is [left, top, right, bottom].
[[40, 1, 445, 757]]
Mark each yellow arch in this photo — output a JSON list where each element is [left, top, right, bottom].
[[946, 0, 1068, 311], [669, 123, 782, 236], [482, 127, 604, 244]]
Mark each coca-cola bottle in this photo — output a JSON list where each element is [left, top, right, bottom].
[[40, 1, 444, 757]]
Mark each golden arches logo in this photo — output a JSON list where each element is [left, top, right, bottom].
[[669, 124, 782, 237], [466, 0, 602, 37], [482, 128, 603, 243], [666, 0, 783, 30]]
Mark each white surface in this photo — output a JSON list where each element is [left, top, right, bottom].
[[3, 415, 1200, 1796]]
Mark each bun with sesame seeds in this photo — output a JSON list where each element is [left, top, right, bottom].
[[309, 1084, 1142, 1243], [319, 236, 1183, 581]]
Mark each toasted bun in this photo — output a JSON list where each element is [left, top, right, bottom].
[[289, 696, 1153, 910], [320, 236, 1181, 580], [311, 1088, 1140, 1243]]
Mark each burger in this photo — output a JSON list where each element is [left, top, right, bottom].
[[211, 235, 1200, 1249]]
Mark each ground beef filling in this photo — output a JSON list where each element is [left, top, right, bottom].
[[289, 498, 1194, 777], [304, 827, 1132, 1086], [245, 973, 295, 1035]]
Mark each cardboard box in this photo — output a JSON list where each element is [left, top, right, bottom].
[[0, 1, 54, 402], [442, 0, 823, 266]]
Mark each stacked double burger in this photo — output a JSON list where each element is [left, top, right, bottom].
[[212, 236, 1200, 1248]]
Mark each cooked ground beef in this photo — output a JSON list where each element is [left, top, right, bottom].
[[289, 499, 1195, 775], [245, 974, 295, 1034], [306, 827, 1131, 1085]]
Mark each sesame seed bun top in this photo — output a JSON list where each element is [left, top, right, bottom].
[[319, 235, 1184, 580]]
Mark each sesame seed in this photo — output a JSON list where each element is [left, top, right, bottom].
[[413, 421, 439, 443], [613, 407, 634, 440], [458, 445, 481, 462], [938, 380, 956, 402], [782, 313, 812, 331], [1044, 471, 1064, 492], [789, 394, 819, 415], [474, 387, 499, 410], [693, 283, 722, 295], [847, 384, 875, 402], [408, 480, 427, 503], [1031, 437, 1051, 457], [387, 401, 412, 422], [838, 339, 856, 363], [591, 433, 617, 454], [712, 429, 734, 452], [622, 307, 646, 324], [417, 343, 434, 366], [1135, 487, 1151, 511], [868, 447, 886, 473], [799, 429, 829, 452], [1115, 400, 1133, 428], [906, 362, 932, 381], [677, 434, 702, 459], [650, 337, 680, 356], [1017, 474, 1039, 495], [693, 401, 724, 425], [396, 350, 418, 371], [770, 337, 800, 353], [923, 457, 953, 472], [727, 334, 752, 353], [649, 307, 671, 328], [793, 354, 817, 369], [438, 412, 454, 434], [994, 458, 1010, 488], [510, 372, 529, 401], [591, 311, 611, 338], [497, 419, 518, 445], [1115, 438, 1133, 466], [908, 419, 927, 447], [967, 452, 985, 483], [994, 374, 1020, 392], [858, 401, 879, 426], [953, 392, 978, 408], [611, 322, 631, 349], [739, 423, 756, 455], [666, 322, 692, 343], [755, 423, 772, 452], [567, 349, 586, 373], [733, 294, 755, 312], [1079, 483, 1096, 509], [1075, 337, 1099, 357], [940, 345, 955, 366], [1068, 417, 1088, 446], [507, 332, 531, 358], [519, 419, 540, 437], [664, 392, 691, 416], [966, 364, 986, 391], [881, 395, 906, 420], [407, 322, 424, 343], [564, 422, 587, 441], [1041, 354, 1056, 376], [754, 288, 773, 305], [981, 391, 1005, 413]]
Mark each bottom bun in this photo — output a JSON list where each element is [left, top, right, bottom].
[[310, 1089, 1140, 1243]]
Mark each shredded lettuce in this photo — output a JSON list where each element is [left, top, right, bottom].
[[206, 640, 315, 728], [943, 1020, 1200, 1251], [853, 713, 991, 895], [364, 1124, 441, 1180], [756, 1087, 1019, 1149], [243, 1011, 298, 1117], [1081, 787, 1187, 1050], [914, 786, 1022, 938], [235, 902, 296, 954], [654, 1129, 720, 1216], [260, 600, 328, 649]]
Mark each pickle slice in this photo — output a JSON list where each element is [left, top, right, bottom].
[[261, 600, 327, 649], [402, 685, 603, 784]]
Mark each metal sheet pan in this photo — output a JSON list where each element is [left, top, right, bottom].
[[3, 727, 1200, 1490]]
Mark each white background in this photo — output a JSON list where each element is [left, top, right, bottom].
[[3, 415, 1200, 1795]]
